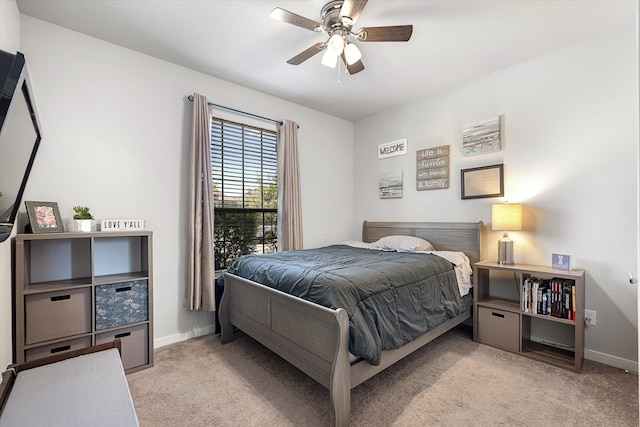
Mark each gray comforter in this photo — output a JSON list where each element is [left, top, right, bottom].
[[224, 245, 467, 365]]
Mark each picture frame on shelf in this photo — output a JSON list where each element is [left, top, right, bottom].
[[25, 201, 64, 234], [461, 163, 504, 199], [552, 253, 571, 271]]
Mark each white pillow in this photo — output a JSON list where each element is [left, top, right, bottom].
[[372, 235, 434, 252], [341, 240, 378, 249]]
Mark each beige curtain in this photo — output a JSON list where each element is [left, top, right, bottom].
[[277, 120, 303, 251], [185, 93, 215, 311]]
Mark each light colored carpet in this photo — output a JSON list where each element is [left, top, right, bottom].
[[127, 326, 638, 426]]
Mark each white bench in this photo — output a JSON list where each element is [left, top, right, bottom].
[[0, 341, 139, 426]]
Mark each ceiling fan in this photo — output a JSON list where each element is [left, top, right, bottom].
[[270, 0, 413, 75]]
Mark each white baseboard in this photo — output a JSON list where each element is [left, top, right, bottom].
[[153, 323, 217, 349], [585, 348, 638, 373]]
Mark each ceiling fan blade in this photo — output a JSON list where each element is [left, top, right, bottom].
[[339, 0, 368, 26], [270, 7, 324, 32], [341, 53, 365, 75], [287, 42, 326, 65], [357, 25, 413, 42], [347, 59, 365, 75]]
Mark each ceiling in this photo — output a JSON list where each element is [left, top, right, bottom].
[[16, 0, 637, 122]]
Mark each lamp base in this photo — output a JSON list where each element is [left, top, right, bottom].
[[497, 239, 515, 265]]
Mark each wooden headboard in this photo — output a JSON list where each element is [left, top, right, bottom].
[[362, 221, 483, 265]]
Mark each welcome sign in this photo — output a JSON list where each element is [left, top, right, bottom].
[[378, 138, 408, 159]]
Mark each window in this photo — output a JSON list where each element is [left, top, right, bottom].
[[211, 117, 278, 270]]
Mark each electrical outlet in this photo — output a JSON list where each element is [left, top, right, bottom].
[[585, 309, 597, 326]]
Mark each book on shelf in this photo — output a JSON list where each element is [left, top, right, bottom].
[[571, 284, 576, 320], [537, 279, 550, 315], [521, 276, 575, 321], [522, 278, 530, 312], [549, 278, 570, 319], [549, 279, 558, 317], [563, 279, 575, 321]]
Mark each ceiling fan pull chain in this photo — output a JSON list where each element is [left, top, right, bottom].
[[337, 57, 341, 85]]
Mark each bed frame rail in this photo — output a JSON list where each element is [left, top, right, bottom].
[[220, 273, 351, 425]]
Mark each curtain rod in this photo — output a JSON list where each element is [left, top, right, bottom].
[[187, 95, 283, 126]]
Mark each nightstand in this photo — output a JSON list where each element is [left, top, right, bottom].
[[473, 261, 585, 372]]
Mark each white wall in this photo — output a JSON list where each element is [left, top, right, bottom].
[[0, 14, 354, 366], [0, 2, 20, 52], [354, 26, 639, 370]]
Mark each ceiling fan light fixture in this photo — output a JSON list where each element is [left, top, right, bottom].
[[321, 49, 338, 68], [344, 42, 361, 65], [273, 2, 412, 75], [327, 33, 344, 55]]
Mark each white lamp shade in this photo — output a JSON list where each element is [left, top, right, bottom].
[[343, 43, 361, 65], [321, 49, 338, 68], [327, 33, 344, 55], [492, 204, 522, 231]]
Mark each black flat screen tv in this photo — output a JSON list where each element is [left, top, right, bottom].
[[0, 50, 42, 242]]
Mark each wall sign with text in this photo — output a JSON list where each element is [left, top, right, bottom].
[[378, 138, 408, 159], [101, 219, 146, 231], [416, 145, 450, 191]]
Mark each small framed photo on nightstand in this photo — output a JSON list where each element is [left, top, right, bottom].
[[552, 253, 571, 271]]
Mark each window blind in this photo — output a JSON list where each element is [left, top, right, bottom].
[[210, 117, 278, 270]]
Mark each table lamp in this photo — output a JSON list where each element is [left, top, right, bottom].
[[492, 203, 522, 265]]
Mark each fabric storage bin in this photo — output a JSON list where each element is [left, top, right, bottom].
[[96, 323, 148, 370], [95, 280, 148, 330], [25, 288, 91, 344], [477, 306, 520, 352], [25, 336, 92, 361]]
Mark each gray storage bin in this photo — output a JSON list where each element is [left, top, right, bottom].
[[25, 288, 91, 344], [25, 336, 92, 361], [96, 323, 148, 370], [477, 306, 520, 352]]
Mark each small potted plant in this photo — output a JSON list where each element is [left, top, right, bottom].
[[73, 205, 94, 232]]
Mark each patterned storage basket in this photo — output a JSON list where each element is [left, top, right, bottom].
[[95, 280, 148, 330]]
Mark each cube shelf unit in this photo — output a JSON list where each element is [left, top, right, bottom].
[[473, 261, 585, 372], [13, 231, 153, 373]]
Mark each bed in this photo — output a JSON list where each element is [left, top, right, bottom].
[[219, 221, 482, 426]]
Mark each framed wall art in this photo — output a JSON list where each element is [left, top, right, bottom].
[[25, 201, 64, 233], [461, 164, 504, 199], [379, 171, 403, 199], [462, 116, 502, 156], [416, 145, 450, 191], [552, 253, 571, 271]]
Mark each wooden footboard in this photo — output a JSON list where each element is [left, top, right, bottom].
[[220, 272, 471, 426], [219, 272, 351, 426]]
